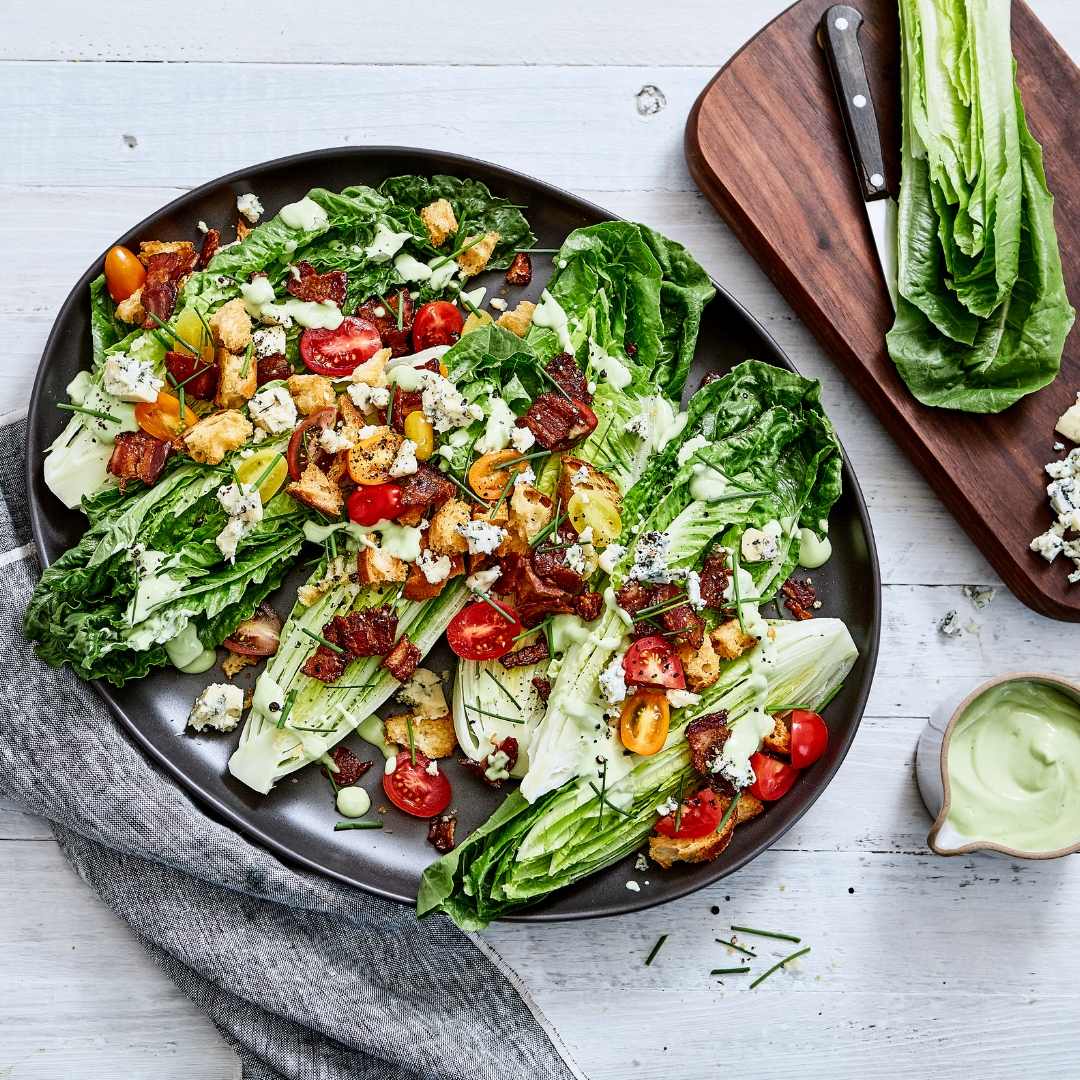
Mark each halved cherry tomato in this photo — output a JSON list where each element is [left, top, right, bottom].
[[567, 489, 621, 546], [347, 482, 403, 527], [222, 603, 282, 657], [789, 709, 829, 769], [134, 391, 198, 440], [619, 689, 670, 756], [622, 634, 686, 691], [447, 600, 523, 661], [412, 301, 464, 351], [747, 752, 799, 801], [286, 407, 337, 481], [383, 749, 452, 817], [654, 787, 723, 839], [234, 448, 288, 503], [104, 245, 146, 302], [566, 399, 598, 443], [467, 449, 530, 500], [299, 316, 382, 376]]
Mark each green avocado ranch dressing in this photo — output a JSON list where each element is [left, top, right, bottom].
[[944, 680, 1080, 853]]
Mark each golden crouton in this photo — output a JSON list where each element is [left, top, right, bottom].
[[350, 347, 391, 389], [761, 712, 792, 756], [508, 483, 554, 546], [222, 652, 256, 679], [209, 298, 253, 353], [384, 711, 457, 760], [456, 231, 499, 277], [711, 619, 759, 661], [215, 347, 258, 410], [419, 199, 459, 247], [679, 634, 720, 693], [356, 545, 407, 585], [138, 240, 195, 265], [287, 374, 337, 416], [427, 499, 471, 555], [287, 463, 343, 518], [648, 793, 764, 869], [556, 456, 623, 514], [182, 410, 252, 464], [347, 427, 403, 486], [237, 217, 252, 241], [496, 300, 536, 338], [115, 287, 145, 325]]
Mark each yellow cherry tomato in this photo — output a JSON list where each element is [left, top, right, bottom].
[[234, 449, 288, 503], [134, 391, 198, 439], [403, 411, 435, 461], [567, 489, 622, 546], [173, 306, 215, 362], [103, 245, 146, 302], [468, 449, 530, 500], [462, 310, 493, 335], [619, 690, 670, 756]]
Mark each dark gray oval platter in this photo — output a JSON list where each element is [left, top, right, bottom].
[[26, 147, 881, 920]]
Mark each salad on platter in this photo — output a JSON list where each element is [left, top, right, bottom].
[[25, 174, 858, 927]]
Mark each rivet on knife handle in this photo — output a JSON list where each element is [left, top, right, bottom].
[[818, 5, 888, 201]]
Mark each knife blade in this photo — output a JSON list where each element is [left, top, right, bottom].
[[818, 4, 897, 309]]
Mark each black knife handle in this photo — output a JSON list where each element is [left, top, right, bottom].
[[818, 5, 888, 201]]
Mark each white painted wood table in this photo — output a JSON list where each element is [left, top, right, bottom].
[[3, 3, 1079, 1076]]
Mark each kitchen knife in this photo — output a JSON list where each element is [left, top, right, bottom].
[[818, 4, 897, 309]]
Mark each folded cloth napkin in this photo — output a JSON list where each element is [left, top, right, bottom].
[[0, 417, 583, 1080]]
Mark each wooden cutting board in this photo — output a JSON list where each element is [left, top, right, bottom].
[[686, 0, 1080, 621]]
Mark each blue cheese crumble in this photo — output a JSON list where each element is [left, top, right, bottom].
[[103, 354, 163, 403], [249, 385, 298, 434], [188, 683, 244, 732], [458, 520, 505, 555]]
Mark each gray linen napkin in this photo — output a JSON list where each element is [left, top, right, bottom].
[[0, 417, 584, 1080]]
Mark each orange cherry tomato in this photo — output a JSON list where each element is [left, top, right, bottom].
[[134, 391, 198, 440], [104, 245, 146, 302], [467, 449, 529, 500], [619, 689, 670, 756]]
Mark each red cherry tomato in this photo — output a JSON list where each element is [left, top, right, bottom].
[[347, 483, 404, 527], [299, 316, 382, 376], [566, 399, 598, 443], [382, 750, 452, 818], [446, 600, 523, 661], [412, 301, 464, 351], [222, 603, 282, 657], [104, 245, 146, 302], [622, 634, 686, 690], [789, 709, 829, 769], [654, 787, 723, 839], [286, 407, 337, 481], [747, 752, 799, 801]]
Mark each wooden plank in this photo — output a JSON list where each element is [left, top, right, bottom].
[[686, 0, 1080, 620]]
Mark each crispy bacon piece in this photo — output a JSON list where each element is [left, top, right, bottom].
[[625, 341, 638, 358], [164, 349, 218, 400], [782, 577, 817, 621], [685, 711, 734, 794], [698, 370, 723, 389], [141, 248, 198, 327], [644, 584, 705, 649], [500, 639, 549, 669], [505, 251, 532, 286], [574, 591, 603, 621], [286, 260, 347, 308], [531, 549, 585, 594], [389, 386, 424, 433], [357, 292, 414, 357], [518, 393, 596, 451], [462, 737, 519, 789], [504, 554, 577, 626], [198, 227, 221, 269], [323, 745, 372, 788], [382, 635, 421, 682], [302, 645, 348, 683], [106, 431, 171, 491], [427, 813, 458, 853], [531, 675, 552, 702], [698, 550, 732, 610], [257, 354, 292, 386], [615, 581, 651, 616], [333, 606, 398, 657], [398, 463, 455, 510], [545, 352, 592, 404]]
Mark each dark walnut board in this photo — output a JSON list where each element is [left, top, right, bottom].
[[686, 0, 1080, 621]]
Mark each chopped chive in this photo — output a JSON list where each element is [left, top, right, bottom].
[[459, 293, 483, 318], [321, 752, 340, 792], [672, 776, 691, 833], [730, 925, 801, 944], [251, 453, 283, 493], [475, 591, 515, 623], [715, 791, 742, 836], [490, 469, 517, 518], [405, 713, 417, 766], [483, 667, 520, 708], [464, 701, 523, 724], [517, 247, 559, 253], [644, 934, 668, 967], [385, 388, 394, 429], [194, 305, 214, 343], [240, 340, 254, 380], [275, 689, 298, 729], [334, 820, 385, 831], [393, 288, 405, 331], [537, 364, 572, 401], [529, 497, 563, 548], [750, 946, 811, 990], [731, 548, 746, 633], [299, 625, 346, 654], [329, 683, 379, 689], [442, 470, 488, 505], [430, 231, 485, 269], [499, 449, 550, 469], [512, 616, 553, 644], [715, 939, 757, 959], [587, 782, 630, 819], [57, 402, 121, 424], [146, 310, 202, 357], [636, 593, 691, 620], [818, 681, 845, 710], [711, 966, 751, 976], [176, 383, 186, 426], [290, 724, 340, 733]]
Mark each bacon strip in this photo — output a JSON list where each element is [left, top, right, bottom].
[[518, 393, 595, 451], [198, 228, 221, 269], [698, 550, 732, 610], [257, 355, 292, 386], [545, 353, 592, 404], [685, 711, 734, 794], [505, 252, 532, 286], [106, 431, 171, 491], [322, 745, 372, 788], [427, 813, 458, 853], [140, 248, 198, 327], [286, 260, 347, 307], [782, 577, 817, 620], [382, 635, 421, 682], [357, 292, 414, 357], [499, 639, 549, 669], [398, 463, 456, 510]]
